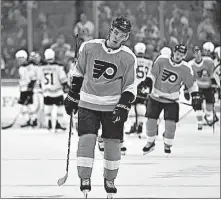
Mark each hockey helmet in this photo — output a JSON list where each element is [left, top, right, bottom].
[[174, 44, 187, 55], [203, 42, 215, 53], [160, 47, 172, 56], [15, 50, 28, 60], [134, 42, 146, 54], [111, 16, 132, 34], [44, 48, 55, 60], [192, 45, 201, 53]]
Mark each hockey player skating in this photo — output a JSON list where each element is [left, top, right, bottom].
[[186, 46, 219, 130], [64, 16, 137, 198], [213, 46, 220, 97], [16, 50, 37, 128], [125, 42, 153, 138], [40, 48, 68, 132], [141, 44, 201, 155]]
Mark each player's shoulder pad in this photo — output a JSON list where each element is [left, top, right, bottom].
[[79, 39, 104, 53], [121, 45, 137, 63], [203, 56, 214, 64], [182, 61, 193, 74], [153, 54, 168, 63]]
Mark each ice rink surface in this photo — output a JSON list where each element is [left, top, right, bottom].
[[1, 106, 220, 199]]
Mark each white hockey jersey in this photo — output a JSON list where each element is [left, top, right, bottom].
[[71, 39, 138, 111], [18, 63, 36, 92], [39, 62, 67, 97], [136, 56, 153, 83]]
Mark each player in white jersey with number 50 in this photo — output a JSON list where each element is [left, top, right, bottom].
[[40, 48, 69, 132], [125, 42, 153, 138]]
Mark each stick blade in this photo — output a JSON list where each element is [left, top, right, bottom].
[[57, 173, 68, 186], [1, 124, 13, 130]]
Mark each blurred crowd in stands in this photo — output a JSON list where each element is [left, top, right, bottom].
[[1, 0, 220, 78]]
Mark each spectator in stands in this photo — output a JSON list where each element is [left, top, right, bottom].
[[50, 34, 71, 65], [197, 17, 215, 44], [179, 16, 193, 46], [73, 13, 95, 43], [1, 55, 5, 71], [2, 37, 17, 77], [98, 2, 112, 39], [168, 6, 182, 39]]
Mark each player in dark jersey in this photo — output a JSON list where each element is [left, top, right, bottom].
[[141, 44, 201, 155], [64, 16, 137, 198]]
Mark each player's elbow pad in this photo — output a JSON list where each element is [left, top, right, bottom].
[[119, 91, 135, 105], [71, 76, 83, 94]]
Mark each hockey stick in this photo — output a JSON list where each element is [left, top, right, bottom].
[[57, 113, 73, 186], [2, 96, 31, 130]]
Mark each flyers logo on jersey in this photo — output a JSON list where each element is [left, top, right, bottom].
[[93, 60, 117, 80], [197, 69, 209, 78], [162, 69, 178, 83]]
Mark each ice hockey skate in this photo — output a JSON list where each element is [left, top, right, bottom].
[[30, 119, 38, 128], [197, 122, 203, 130], [143, 141, 155, 155], [125, 123, 137, 135], [55, 121, 66, 131], [20, 119, 31, 128], [80, 178, 91, 198], [98, 140, 104, 153], [120, 143, 127, 155], [164, 143, 171, 155], [104, 179, 117, 199]]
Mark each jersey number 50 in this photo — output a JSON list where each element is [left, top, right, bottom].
[[44, 72, 54, 85], [137, 65, 149, 79]]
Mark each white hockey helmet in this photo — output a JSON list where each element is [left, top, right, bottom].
[[214, 46, 220, 59], [15, 50, 28, 60], [160, 47, 172, 57], [203, 42, 215, 53], [44, 48, 55, 60], [134, 42, 146, 54]]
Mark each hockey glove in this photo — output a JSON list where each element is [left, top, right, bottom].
[[64, 76, 83, 115], [27, 80, 36, 92], [62, 82, 69, 93], [191, 92, 203, 111], [112, 91, 134, 123], [183, 85, 190, 101], [64, 90, 79, 115]]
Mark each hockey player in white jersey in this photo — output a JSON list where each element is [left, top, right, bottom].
[[28, 52, 44, 127], [186, 46, 218, 129], [40, 49, 69, 132], [202, 41, 215, 58], [125, 42, 153, 138], [16, 50, 37, 127], [64, 16, 137, 198]]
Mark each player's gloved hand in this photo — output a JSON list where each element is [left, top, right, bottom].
[[64, 90, 79, 115], [62, 82, 70, 93], [184, 89, 190, 101], [112, 92, 134, 123], [191, 92, 202, 110], [112, 103, 131, 123]]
